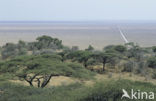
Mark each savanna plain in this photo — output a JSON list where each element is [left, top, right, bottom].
[[0, 22, 156, 101]]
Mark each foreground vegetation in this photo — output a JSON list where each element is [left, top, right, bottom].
[[0, 35, 156, 101], [0, 79, 156, 101]]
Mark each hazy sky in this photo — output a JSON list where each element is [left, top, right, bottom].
[[0, 0, 155, 21]]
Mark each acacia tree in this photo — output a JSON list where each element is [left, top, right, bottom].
[[28, 35, 63, 51], [57, 46, 71, 62], [94, 52, 116, 71], [147, 56, 156, 68], [152, 46, 156, 53], [1, 41, 27, 59], [126, 43, 146, 61], [114, 45, 127, 53], [67, 51, 93, 68], [58, 51, 67, 62], [85, 45, 94, 52], [0, 54, 94, 88], [17, 40, 27, 55], [1, 43, 18, 59], [37, 35, 63, 49]]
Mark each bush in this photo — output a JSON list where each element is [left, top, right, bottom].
[[114, 45, 127, 53], [80, 80, 156, 101], [122, 61, 134, 72], [147, 57, 156, 68], [1, 80, 156, 101]]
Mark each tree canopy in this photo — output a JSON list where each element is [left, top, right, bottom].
[[147, 57, 156, 68], [1, 41, 27, 59], [67, 50, 94, 68], [93, 52, 117, 71], [85, 45, 94, 52], [0, 54, 94, 88], [152, 46, 156, 53], [28, 35, 63, 51]]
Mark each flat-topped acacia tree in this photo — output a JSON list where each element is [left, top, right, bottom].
[[0, 54, 94, 88], [28, 35, 63, 51], [67, 50, 93, 68], [93, 52, 117, 71]]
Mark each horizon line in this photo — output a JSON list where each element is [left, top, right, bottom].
[[0, 20, 156, 23], [0, 20, 156, 24]]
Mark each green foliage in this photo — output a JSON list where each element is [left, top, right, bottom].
[[103, 45, 127, 54], [0, 54, 94, 87], [1, 36, 156, 100], [1, 80, 156, 101], [36, 35, 63, 49], [28, 35, 63, 51], [103, 45, 115, 51], [122, 60, 134, 72], [1, 41, 27, 59], [126, 43, 146, 62], [58, 50, 69, 62], [81, 80, 156, 101], [1, 43, 18, 59], [67, 50, 94, 68], [152, 69, 156, 79], [85, 45, 94, 52], [93, 52, 117, 71], [114, 45, 127, 53], [152, 46, 156, 53], [71, 46, 79, 51], [147, 57, 156, 68]]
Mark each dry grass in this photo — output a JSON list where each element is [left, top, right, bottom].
[[95, 72, 156, 85], [9, 72, 156, 88], [10, 76, 80, 87], [48, 76, 79, 86]]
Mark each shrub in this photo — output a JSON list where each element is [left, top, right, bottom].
[[122, 61, 134, 72], [147, 57, 156, 68], [1, 80, 156, 101]]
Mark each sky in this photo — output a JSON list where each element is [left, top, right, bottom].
[[0, 0, 156, 21]]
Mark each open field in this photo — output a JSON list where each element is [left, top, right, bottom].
[[0, 22, 156, 50]]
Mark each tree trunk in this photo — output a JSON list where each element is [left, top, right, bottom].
[[24, 78, 34, 87], [102, 62, 105, 71], [23, 73, 39, 87], [28, 81, 33, 86], [84, 59, 88, 68], [61, 58, 64, 62], [41, 74, 59, 88], [36, 78, 41, 88], [102, 58, 107, 71], [84, 63, 87, 68]]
